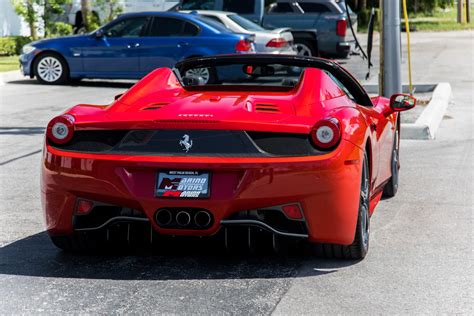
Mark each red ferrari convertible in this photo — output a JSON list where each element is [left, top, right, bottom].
[[42, 55, 415, 259]]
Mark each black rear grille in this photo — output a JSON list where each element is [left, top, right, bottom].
[[51, 130, 328, 157], [248, 132, 324, 156]]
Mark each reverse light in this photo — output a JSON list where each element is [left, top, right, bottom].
[[266, 38, 288, 48], [336, 19, 347, 37], [236, 39, 253, 52], [75, 199, 94, 215], [310, 118, 341, 149], [282, 204, 303, 220], [47, 114, 75, 144]]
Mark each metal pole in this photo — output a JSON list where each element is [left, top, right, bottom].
[[382, 0, 402, 97]]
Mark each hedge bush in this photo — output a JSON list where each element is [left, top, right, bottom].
[[0, 36, 32, 56]]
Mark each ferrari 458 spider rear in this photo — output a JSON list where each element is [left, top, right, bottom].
[[41, 55, 415, 259]]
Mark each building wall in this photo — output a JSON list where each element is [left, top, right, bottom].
[[0, 0, 30, 37]]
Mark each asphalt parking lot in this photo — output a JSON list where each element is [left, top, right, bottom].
[[0, 31, 472, 314]]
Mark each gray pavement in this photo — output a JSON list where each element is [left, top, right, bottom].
[[0, 31, 472, 314]]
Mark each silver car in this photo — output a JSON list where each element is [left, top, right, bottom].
[[182, 10, 297, 55]]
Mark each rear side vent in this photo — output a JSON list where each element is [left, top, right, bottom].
[[255, 104, 280, 113], [141, 103, 169, 111]]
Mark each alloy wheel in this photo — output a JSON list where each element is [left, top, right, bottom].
[[360, 157, 370, 249], [184, 68, 210, 84], [295, 43, 312, 56], [37, 56, 63, 83]]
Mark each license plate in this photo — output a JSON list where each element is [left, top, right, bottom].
[[156, 171, 210, 198]]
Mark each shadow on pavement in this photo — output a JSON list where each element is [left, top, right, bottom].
[[7, 79, 135, 89], [0, 232, 359, 281]]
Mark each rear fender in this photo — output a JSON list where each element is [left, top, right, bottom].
[[330, 107, 370, 150]]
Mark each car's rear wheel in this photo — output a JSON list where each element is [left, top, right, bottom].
[[294, 41, 314, 56], [34, 53, 68, 85], [312, 151, 370, 259], [184, 66, 217, 85], [383, 128, 400, 197]]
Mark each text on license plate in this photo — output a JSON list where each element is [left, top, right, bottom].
[[156, 170, 210, 198]]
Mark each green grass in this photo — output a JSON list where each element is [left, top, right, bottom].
[[359, 6, 474, 32], [407, 7, 474, 31], [0, 55, 19, 72]]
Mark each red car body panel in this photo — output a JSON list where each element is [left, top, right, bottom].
[[41, 58, 400, 246]]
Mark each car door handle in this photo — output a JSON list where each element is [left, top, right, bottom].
[[127, 43, 140, 48], [177, 42, 189, 48]]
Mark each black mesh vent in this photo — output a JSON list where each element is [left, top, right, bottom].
[[52, 130, 128, 151], [247, 132, 326, 156], [50, 130, 329, 157]]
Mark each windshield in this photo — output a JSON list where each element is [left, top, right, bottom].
[[180, 0, 215, 10], [337, 1, 353, 14], [227, 14, 265, 32], [193, 15, 233, 33]]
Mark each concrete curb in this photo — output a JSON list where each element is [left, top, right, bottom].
[[401, 82, 452, 140]]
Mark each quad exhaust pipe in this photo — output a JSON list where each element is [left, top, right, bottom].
[[176, 211, 192, 227], [155, 209, 172, 226], [155, 208, 212, 229], [194, 211, 212, 228]]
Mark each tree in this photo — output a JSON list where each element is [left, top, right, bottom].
[[12, 0, 38, 40], [94, 0, 123, 24], [42, 0, 71, 37], [13, 0, 72, 39], [81, 0, 93, 31]]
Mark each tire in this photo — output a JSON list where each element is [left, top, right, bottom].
[[336, 51, 351, 59], [34, 53, 69, 85], [184, 66, 217, 85], [311, 151, 371, 260], [294, 41, 314, 57], [383, 128, 400, 198]]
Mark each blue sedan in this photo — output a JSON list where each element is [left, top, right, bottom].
[[20, 12, 255, 84]]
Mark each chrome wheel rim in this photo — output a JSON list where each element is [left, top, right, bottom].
[[295, 43, 312, 56], [37, 57, 63, 82], [360, 158, 370, 248], [392, 129, 400, 189], [184, 68, 210, 84]]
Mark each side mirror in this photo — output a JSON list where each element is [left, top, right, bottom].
[[390, 94, 416, 112], [95, 29, 104, 39]]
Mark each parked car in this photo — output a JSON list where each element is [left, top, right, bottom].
[[42, 54, 416, 258], [19, 12, 255, 84], [181, 10, 297, 55], [177, 0, 356, 57]]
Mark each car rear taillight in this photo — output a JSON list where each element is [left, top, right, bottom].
[[266, 38, 288, 48], [310, 118, 341, 149], [46, 114, 75, 144], [336, 19, 347, 37], [236, 39, 253, 52]]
